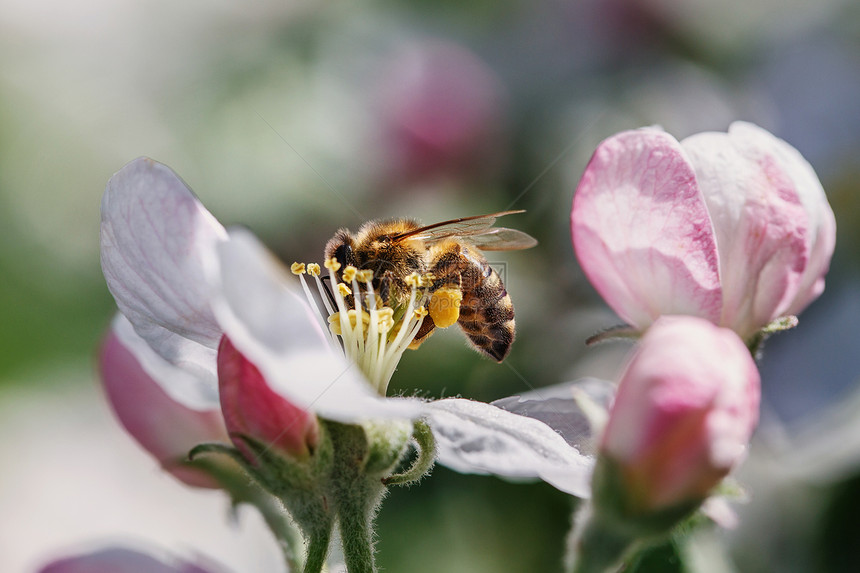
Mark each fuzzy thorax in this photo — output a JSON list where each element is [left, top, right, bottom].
[[292, 259, 431, 394]]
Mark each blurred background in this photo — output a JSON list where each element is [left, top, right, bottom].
[[1, 0, 859, 571]]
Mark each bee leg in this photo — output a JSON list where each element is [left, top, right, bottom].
[[408, 314, 437, 349]]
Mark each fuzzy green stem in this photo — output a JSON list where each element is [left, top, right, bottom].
[[566, 503, 637, 573], [303, 526, 332, 573], [187, 446, 303, 572], [338, 494, 378, 573]]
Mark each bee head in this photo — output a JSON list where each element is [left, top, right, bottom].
[[324, 229, 356, 270]]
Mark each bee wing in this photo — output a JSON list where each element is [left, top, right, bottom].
[[392, 210, 529, 245], [462, 227, 538, 251]]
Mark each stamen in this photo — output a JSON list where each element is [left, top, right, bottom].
[[338, 283, 352, 297], [356, 269, 374, 283], [307, 263, 321, 277], [324, 257, 341, 272], [290, 262, 306, 275], [342, 265, 358, 283]]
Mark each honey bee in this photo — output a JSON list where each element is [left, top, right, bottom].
[[324, 210, 537, 362]]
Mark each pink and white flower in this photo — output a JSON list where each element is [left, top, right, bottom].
[[99, 157, 592, 497], [571, 121, 836, 339], [598, 315, 760, 513]]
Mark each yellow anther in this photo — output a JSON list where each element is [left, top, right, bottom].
[[428, 288, 462, 328], [421, 272, 437, 288], [413, 306, 429, 321], [290, 262, 306, 275], [325, 257, 342, 272], [307, 263, 321, 277], [342, 265, 358, 283], [328, 310, 370, 336], [405, 272, 422, 288], [338, 283, 352, 297], [356, 269, 374, 283], [377, 308, 395, 333]]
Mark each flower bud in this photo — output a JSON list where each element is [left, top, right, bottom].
[[217, 336, 320, 462], [572, 122, 836, 339], [595, 316, 760, 522], [100, 322, 230, 488]]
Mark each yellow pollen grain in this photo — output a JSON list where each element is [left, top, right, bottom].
[[356, 269, 374, 283], [307, 263, 321, 277], [428, 288, 462, 328], [405, 272, 422, 288], [338, 283, 352, 297], [290, 262, 306, 275], [342, 265, 358, 283], [324, 257, 342, 272]]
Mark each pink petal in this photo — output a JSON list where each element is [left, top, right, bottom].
[[572, 128, 722, 329], [38, 547, 218, 573], [101, 316, 230, 488], [218, 336, 320, 460], [681, 123, 822, 336], [728, 122, 836, 317], [100, 157, 227, 376]]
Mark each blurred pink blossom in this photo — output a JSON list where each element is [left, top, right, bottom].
[[100, 316, 230, 489], [572, 121, 836, 339], [38, 546, 218, 573], [378, 41, 506, 182], [599, 316, 760, 512]]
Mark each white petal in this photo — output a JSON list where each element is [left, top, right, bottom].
[[492, 378, 615, 455], [112, 314, 220, 410], [100, 157, 227, 364], [208, 228, 424, 423], [424, 398, 594, 498]]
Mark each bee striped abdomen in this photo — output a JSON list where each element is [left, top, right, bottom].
[[453, 247, 515, 362]]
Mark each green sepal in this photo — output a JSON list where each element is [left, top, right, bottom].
[[383, 419, 436, 486], [747, 314, 798, 358], [586, 325, 641, 346], [590, 456, 704, 539]]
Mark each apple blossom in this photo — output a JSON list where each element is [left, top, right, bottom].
[[100, 157, 594, 571], [572, 121, 836, 340]]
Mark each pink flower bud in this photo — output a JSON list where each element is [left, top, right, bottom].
[[217, 336, 320, 461], [100, 323, 230, 489], [572, 122, 836, 339], [599, 316, 760, 513]]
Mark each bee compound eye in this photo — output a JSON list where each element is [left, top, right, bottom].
[[334, 243, 353, 267]]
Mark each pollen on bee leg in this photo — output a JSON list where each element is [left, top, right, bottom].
[[429, 288, 462, 328], [324, 257, 341, 272], [290, 262, 306, 275], [307, 263, 321, 277]]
